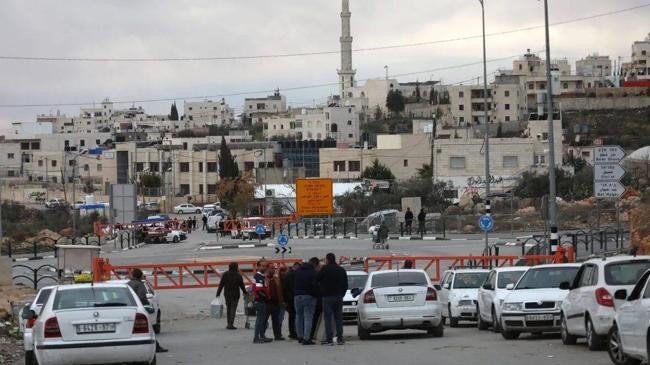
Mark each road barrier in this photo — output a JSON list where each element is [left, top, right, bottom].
[[93, 246, 573, 289]]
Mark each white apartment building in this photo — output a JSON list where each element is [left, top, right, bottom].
[[576, 54, 612, 77], [263, 105, 362, 144], [11, 121, 54, 135], [447, 83, 525, 126], [622, 33, 650, 81], [244, 90, 287, 123], [344, 79, 439, 116], [512, 51, 571, 77], [183, 98, 235, 127]]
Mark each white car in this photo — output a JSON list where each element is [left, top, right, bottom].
[[561, 256, 650, 350], [438, 269, 490, 327], [477, 266, 529, 331], [356, 269, 443, 339], [21, 286, 56, 364], [500, 263, 581, 340], [108, 279, 162, 334], [207, 212, 226, 233], [343, 271, 369, 323], [44, 198, 66, 208], [174, 203, 202, 214], [608, 269, 650, 365], [24, 283, 156, 365], [166, 229, 186, 243]]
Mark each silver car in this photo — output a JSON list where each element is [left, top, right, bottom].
[[355, 269, 444, 339]]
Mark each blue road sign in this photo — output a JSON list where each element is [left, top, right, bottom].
[[277, 234, 289, 247], [478, 215, 494, 232], [255, 224, 266, 235]]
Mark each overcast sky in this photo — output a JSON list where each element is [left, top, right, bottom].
[[0, 0, 648, 130]]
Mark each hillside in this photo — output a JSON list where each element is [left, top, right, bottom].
[[563, 107, 650, 150]]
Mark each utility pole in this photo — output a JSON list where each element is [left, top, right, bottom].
[[543, 0, 559, 253], [479, 0, 491, 255]]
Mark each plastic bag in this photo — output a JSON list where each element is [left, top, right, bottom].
[[211, 297, 223, 319]]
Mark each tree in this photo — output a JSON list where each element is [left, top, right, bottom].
[[415, 81, 421, 102], [139, 172, 162, 196], [361, 159, 395, 180], [218, 136, 239, 179], [373, 106, 383, 121], [417, 164, 433, 179], [169, 102, 179, 121], [386, 89, 405, 116], [217, 173, 256, 217]]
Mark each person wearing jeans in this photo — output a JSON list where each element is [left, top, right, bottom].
[[293, 257, 320, 345], [316, 253, 348, 345], [252, 260, 272, 344]]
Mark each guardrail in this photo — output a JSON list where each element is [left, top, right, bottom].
[[11, 263, 59, 290]]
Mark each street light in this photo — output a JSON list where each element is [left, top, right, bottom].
[[67, 149, 88, 241], [479, 0, 491, 255]]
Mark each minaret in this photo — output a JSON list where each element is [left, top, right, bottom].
[[338, 0, 356, 97]]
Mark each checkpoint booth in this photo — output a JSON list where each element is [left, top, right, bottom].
[[56, 244, 101, 283]]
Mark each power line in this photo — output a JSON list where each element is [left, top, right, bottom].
[[0, 51, 534, 108], [0, 4, 646, 63]]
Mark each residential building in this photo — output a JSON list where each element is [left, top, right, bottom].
[[244, 90, 287, 123], [278, 139, 337, 178], [576, 54, 612, 77], [622, 33, 650, 83], [263, 105, 362, 144], [11, 121, 54, 135], [183, 98, 235, 127], [447, 83, 525, 126]]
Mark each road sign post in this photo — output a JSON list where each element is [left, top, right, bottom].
[[276, 233, 289, 260], [478, 215, 494, 232], [255, 224, 266, 245]]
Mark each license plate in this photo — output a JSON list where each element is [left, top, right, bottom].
[[75, 323, 116, 334], [525, 314, 554, 321], [387, 294, 414, 302], [343, 307, 356, 313]]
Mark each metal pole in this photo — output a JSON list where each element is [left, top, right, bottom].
[[544, 0, 559, 253], [72, 155, 77, 242], [480, 0, 491, 255], [510, 191, 514, 237]]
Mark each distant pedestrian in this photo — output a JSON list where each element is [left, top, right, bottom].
[[403, 260, 414, 269], [216, 262, 247, 330], [192, 216, 197, 230], [264, 265, 285, 340], [404, 207, 414, 236], [202, 215, 208, 231], [281, 263, 300, 339], [128, 269, 168, 353], [294, 257, 320, 345], [252, 260, 272, 343], [316, 253, 348, 345], [418, 208, 426, 235]]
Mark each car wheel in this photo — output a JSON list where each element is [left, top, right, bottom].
[[177, 210, 183, 214], [25, 351, 37, 365], [358, 324, 371, 340], [428, 321, 444, 337], [173, 236, 179, 243], [150, 355, 157, 365], [501, 330, 520, 340], [561, 314, 577, 345], [608, 324, 640, 365], [153, 310, 161, 334], [491, 307, 501, 333], [196, 209, 201, 214], [477, 305, 489, 330], [586, 317, 604, 351], [448, 305, 458, 328]]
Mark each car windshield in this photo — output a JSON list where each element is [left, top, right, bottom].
[[453, 272, 489, 289], [52, 287, 136, 310], [497, 270, 526, 289], [515, 267, 579, 290], [348, 274, 368, 290], [605, 260, 650, 285], [371, 272, 428, 288]]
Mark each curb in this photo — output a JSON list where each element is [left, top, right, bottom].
[[200, 243, 275, 251], [101, 242, 148, 254]]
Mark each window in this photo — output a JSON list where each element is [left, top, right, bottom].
[[97, 164, 102, 172], [198, 162, 203, 173], [20, 142, 29, 150], [347, 120, 352, 125], [31, 142, 40, 150], [505, 116, 511, 122], [505, 104, 510, 110], [349, 161, 361, 172], [179, 184, 190, 195], [135, 162, 144, 172], [535, 154, 546, 165], [199, 184, 204, 195], [459, 105, 464, 111], [149, 162, 159, 172], [459, 117, 465, 124], [450, 157, 466, 169], [539, 83, 546, 90], [528, 83, 534, 90], [542, 132, 549, 140], [7, 153, 14, 159], [38, 160, 43, 167], [83, 164, 89, 172], [459, 91, 464, 98], [207, 162, 217, 172], [333, 161, 346, 172], [504, 90, 510, 97], [578, 265, 596, 287], [207, 184, 217, 194], [348, 133, 353, 138], [180, 162, 190, 172], [563, 82, 569, 89], [403, 159, 408, 167], [503, 156, 519, 168], [69, 160, 75, 167], [51, 160, 57, 167], [80, 140, 85, 147], [518, 64, 523, 71], [96, 139, 101, 145], [244, 161, 254, 171], [643, 50, 647, 56], [182, 142, 188, 150]]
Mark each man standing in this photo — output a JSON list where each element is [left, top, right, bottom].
[[281, 263, 300, 339], [417, 208, 426, 235], [293, 257, 320, 345], [202, 215, 208, 231], [264, 266, 285, 340], [216, 262, 247, 330], [252, 260, 272, 343], [127, 269, 168, 353], [316, 253, 348, 345], [404, 207, 414, 236]]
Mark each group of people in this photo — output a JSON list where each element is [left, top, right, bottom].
[[404, 207, 427, 236], [163, 216, 198, 233], [216, 254, 348, 346]]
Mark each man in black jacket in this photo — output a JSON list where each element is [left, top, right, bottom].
[[293, 257, 320, 345], [404, 207, 414, 235], [216, 262, 247, 330], [316, 253, 348, 345], [282, 262, 300, 339]]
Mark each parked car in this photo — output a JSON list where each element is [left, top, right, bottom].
[[477, 266, 529, 331], [202, 204, 217, 216], [23, 283, 156, 365], [143, 226, 169, 244], [343, 271, 369, 323], [438, 268, 490, 327], [44, 198, 66, 209], [108, 279, 162, 334], [561, 256, 650, 350], [21, 286, 56, 365], [174, 203, 201, 214], [607, 268, 650, 365], [166, 229, 186, 243], [500, 263, 581, 340], [207, 212, 226, 233], [355, 269, 443, 339]]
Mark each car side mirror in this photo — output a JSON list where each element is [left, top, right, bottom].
[[482, 283, 492, 290], [559, 281, 571, 290], [146, 293, 154, 300], [351, 288, 362, 298], [614, 289, 628, 301], [144, 305, 155, 314], [505, 283, 515, 290], [433, 284, 442, 291], [442, 283, 450, 290], [22, 309, 37, 320]]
